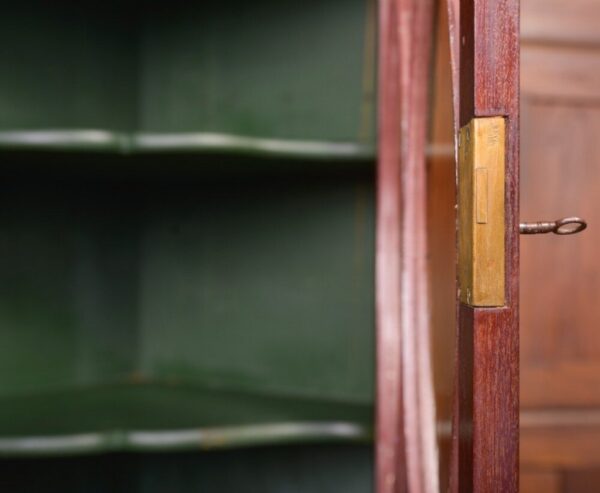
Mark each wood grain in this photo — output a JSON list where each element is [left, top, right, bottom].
[[376, 2, 406, 488], [456, 305, 519, 492], [453, 0, 520, 491], [376, 0, 436, 492], [459, 0, 520, 127]]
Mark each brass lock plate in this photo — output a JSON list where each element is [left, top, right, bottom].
[[458, 117, 506, 307]]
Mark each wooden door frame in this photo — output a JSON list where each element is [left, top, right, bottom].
[[376, 0, 520, 491], [453, 0, 520, 491]]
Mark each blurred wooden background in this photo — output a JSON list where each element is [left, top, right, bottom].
[[427, 0, 600, 490], [520, 0, 600, 491]]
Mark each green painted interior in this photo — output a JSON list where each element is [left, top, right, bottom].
[[0, 165, 375, 449], [0, 0, 375, 151], [0, 0, 377, 489]]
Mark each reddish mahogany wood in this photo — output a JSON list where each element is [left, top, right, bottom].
[[456, 305, 519, 492], [445, 3, 461, 493], [376, 0, 436, 492], [377, 0, 406, 490], [459, 0, 520, 127], [452, 0, 520, 492]]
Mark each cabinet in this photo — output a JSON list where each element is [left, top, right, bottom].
[[0, 0, 376, 490]]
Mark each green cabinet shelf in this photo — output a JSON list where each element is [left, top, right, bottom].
[[0, 130, 374, 160], [0, 0, 376, 490], [0, 169, 375, 456], [0, 0, 375, 158]]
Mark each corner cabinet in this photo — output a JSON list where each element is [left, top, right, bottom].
[[0, 0, 538, 491], [0, 0, 377, 491]]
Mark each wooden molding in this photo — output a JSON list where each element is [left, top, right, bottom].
[[376, 0, 436, 492]]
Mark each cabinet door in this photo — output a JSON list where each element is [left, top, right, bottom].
[[376, 0, 438, 491], [453, 0, 520, 492], [375, 0, 520, 491]]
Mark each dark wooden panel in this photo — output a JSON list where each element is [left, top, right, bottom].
[[519, 0, 600, 489], [566, 468, 600, 493], [520, 102, 600, 408], [521, 470, 561, 493], [522, 417, 600, 469]]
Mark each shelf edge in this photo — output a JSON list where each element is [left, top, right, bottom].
[[0, 130, 376, 160], [0, 421, 372, 457]]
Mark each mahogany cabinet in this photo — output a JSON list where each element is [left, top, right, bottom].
[[0, 0, 591, 492]]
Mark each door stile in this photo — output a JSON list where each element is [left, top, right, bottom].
[[453, 0, 520, 492]]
